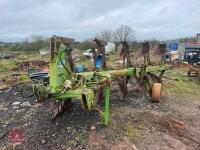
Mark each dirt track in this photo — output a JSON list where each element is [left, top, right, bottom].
[[0, 74, 200, 150]]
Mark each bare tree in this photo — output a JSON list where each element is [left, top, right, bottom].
[[113, 25, 135, 42], [113, 25, 135, 52], [98, 30, 113, 42], [26, 35, 49, 53]]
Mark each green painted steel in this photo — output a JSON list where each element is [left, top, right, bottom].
[[48, 37, 173, 125], [104, 85, 110, 126]]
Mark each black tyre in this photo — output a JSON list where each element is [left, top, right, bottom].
[[20, 79, 40, 98], [20, 82, 34, 98]]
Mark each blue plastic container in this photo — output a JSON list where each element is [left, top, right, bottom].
[[95, 56, 103, 69], [75, 64, 84, 73]]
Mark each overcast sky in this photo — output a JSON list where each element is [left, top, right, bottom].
[[0, 0, 200, 42]]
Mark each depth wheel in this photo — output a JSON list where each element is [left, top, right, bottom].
[[151, 83, 162, 103]]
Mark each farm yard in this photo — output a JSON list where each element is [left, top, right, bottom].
[[1, 1, 200, 149], [0, 49, 200, 150]]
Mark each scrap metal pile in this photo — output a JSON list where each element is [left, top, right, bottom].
[[37, 35, 172, 125], [178, 62, 200, 80], [0, 53, 15, 60], [13, 61, 49, 71]]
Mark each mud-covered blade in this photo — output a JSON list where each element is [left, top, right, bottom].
[[151, 43, 166, 56], [136, 42, 150, 57]]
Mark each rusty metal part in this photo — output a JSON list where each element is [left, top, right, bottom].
[[50, 35, 75, 61], [92, 105, 104, 118], [137, 42, 150, 58], [115, 77, 128, 100], [171, 118, 185, 129], [51, 99, 73, 121], [94, 39, 107, 47], [93, 38, 107, 69], [51, 35, 75, 72], [151, 43, 166, 56], [179, 62, 200, 80], [90, 48, 98, 70], [93, 38, 107, 55], [66, 47, 75, 72], [146, 72, 162, 102], [94, 85, 104, 104], [120, 41, 130, 67], [147, 72, 162, 83], [13, 61, 49, 71], [151, 83, 162, 103], [53, 35, 75, 46]]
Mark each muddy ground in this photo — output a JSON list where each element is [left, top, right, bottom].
[[0, 70, 200, 150]]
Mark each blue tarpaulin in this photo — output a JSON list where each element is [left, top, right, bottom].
[[167, 43, 178, 51]]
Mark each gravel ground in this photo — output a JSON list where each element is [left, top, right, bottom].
[[0, 80, 200, 150]]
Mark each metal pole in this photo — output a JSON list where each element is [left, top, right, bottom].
[[104, 85, 110, 126]]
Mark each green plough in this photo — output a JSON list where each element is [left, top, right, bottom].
[[46, 35, 172, 125]]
